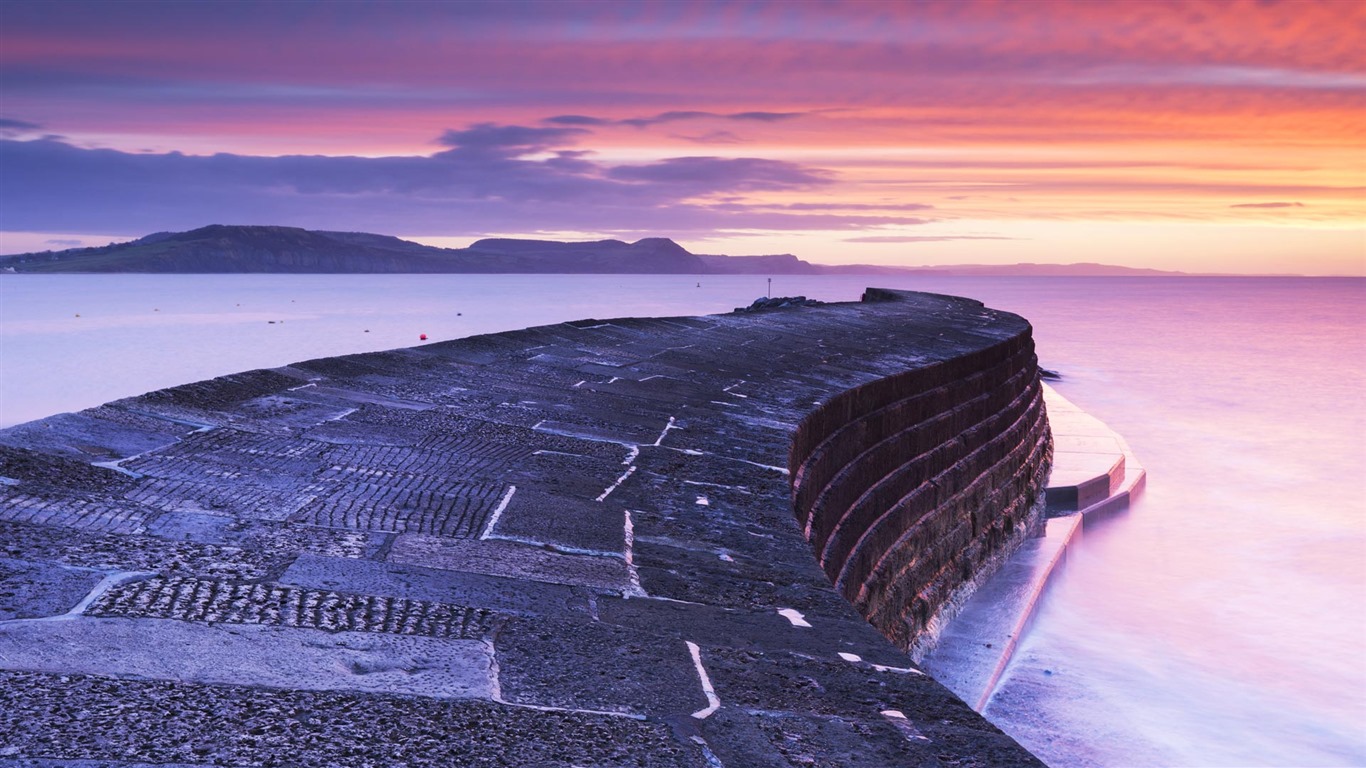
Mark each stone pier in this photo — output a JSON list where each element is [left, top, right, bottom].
[[0, 289, 1049, 767]]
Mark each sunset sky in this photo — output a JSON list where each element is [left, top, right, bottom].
[[1, 0, 1362, 274]]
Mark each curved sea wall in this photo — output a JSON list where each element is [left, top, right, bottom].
[[791, 289, 1052, 656], [0, 288, 1049, 767]]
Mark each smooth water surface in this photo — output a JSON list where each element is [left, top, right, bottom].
[[2, 273, 1363, 766]]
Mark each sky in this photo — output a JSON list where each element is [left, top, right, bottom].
[[0, 0, 1362, 274]]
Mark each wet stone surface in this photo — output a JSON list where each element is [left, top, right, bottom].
[[0, 290, 1044, 766]]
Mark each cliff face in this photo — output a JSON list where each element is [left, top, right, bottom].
[[4, 225, 731, 274]]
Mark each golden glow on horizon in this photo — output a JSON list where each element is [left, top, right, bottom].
[[1, 0, 1362, 274]]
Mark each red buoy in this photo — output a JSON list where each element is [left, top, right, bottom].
[[419, 333, 428, 340]]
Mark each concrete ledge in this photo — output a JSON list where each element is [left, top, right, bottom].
[[921, 384, 1146, 711], [0, 289, 1049, 767]]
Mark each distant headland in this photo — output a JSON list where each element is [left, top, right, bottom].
[[0, 224, 1186, 276]]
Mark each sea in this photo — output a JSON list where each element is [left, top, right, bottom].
[[1, 273, 1363, 767]]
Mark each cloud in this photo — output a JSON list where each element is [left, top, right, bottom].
[[843, 235, 1018, 244], [545, 111, 808, 131], [0, 128, 884, 238], [672, 131, 745, 144], [437, 123, 590, 154], [0, 118, 43, 138], [1230, 201, 1305, 209], [607, 156, 831, 190], [543, 115, 610, 127], [774, 202, 934, 212]]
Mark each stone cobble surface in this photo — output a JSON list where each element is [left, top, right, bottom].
[[0, 290, 1046, 767]]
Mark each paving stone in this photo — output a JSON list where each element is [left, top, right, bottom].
[[698, 708, 932, 768], [388, 534, 631, 592], [0, 618, 495, 699], [596, 595, 913, 668], [293, 478, 505, 536], [89, 575, 500, 639], [494, 616, 707, 717], [0, 410, 187, 463], [0, 558, 104, 620], [280, 553, 592, 618], [0, 670, 702, 768], [489, 486, 626, 554], [0, 520, 282, 581]]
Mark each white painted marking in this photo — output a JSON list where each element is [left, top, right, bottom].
[[325, 407, 358, 422], [595, 466, 636, 502], [709, 400, 739, 408], [71, 570, 157, 617], [640, 375, 665, 382], [695, 495, 709, 506], [91, 459, 143, 479], [1, 570, 159, 624], [836, 650, 925, 675], [479, 485, 517, 539], [652, 415, 678, 447], [735, 458, 790, 475], [573, 380, 586, 388], [683, 480, 749, 491], [608, 376, 621, 384], [686, 641, 721, 719], [881, 709, 931, 742], [872, 663, 925, 676], [623, 445, 640, 466], [777, 608, 812, 628], [481, 532, 620, 559], [287, 382, 317, 391], [622, 510, 646, 597]]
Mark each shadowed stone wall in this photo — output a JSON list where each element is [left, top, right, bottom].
[[791, 289, 1052, 657]]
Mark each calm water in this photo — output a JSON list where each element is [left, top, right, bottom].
[[2, 274, 1363, 766]]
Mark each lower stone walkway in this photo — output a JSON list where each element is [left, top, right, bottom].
[[0, 293, 1043, 767], [921, 385, 1146, 711]]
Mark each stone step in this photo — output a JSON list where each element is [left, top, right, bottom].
[[920, 384, 1146, 711]]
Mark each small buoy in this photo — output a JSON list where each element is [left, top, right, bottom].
[[419, 333, 428, 340], [153, 308, 159, 312], [457, 312, 462, 316], [75, 313, 80, 317], [364, 329, 370, 333]]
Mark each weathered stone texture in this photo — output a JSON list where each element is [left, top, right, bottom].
[[791, 292, 1051, 656], [0, 288, 1047, 766]]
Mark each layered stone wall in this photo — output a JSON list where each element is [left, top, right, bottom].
[[791, 289, 1052, 656]]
